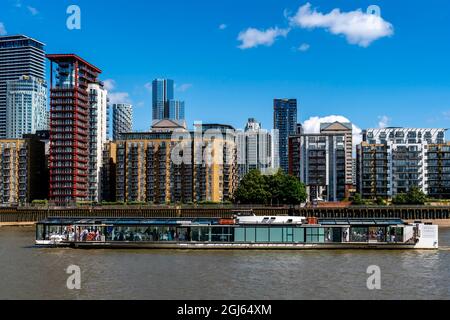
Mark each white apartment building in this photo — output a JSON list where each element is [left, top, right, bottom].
[[357, 128, 447, 198], [88, 83, 108, 202], [237, 118, 275, 180], [6, 76, 48, 139], [289, 122, 353, 202]]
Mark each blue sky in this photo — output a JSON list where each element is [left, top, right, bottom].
[[1, 0, 450, 133]]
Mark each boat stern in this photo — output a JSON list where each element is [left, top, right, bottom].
[[414, 224, 439, 249]]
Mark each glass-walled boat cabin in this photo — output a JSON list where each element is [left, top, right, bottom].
[[36, 218, 413, 245]]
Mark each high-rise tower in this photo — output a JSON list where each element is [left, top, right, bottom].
[[0, 35, 45, 138], [274, 99, 297, 173], [47, 54, 102, 204], [152, 79, 174, 123]]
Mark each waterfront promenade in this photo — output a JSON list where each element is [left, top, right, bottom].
[[1, 205, 450, 225]]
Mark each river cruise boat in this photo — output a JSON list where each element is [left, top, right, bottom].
[[35, 215, 439, 250]]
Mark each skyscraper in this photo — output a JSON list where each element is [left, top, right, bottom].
[[289, 122, 353, 202], [111, 103, 133, 141], [274, 99, 297, 173], [152, 79, 174, 122], [47, 54, 102, 204], [152, 79, 185, 124], [320, 122, 354, 195], [6, 75, 48, 139], [237, 118, 274, 180], [168, 99, 185, 121], [88, 82, 108, 202], [0, 35, 45, 138]]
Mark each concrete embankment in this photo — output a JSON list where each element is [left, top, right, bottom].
[[2, 220, 450, 228], [1, 206, 450, 225], [0, 222, 35, 227]]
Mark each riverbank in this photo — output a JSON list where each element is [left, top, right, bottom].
[[0, 222, 35, 227], [2, 220, 450, 228]]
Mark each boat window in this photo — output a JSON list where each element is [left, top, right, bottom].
[[350, 227, 369, 242], [256, 227, 270, 242], [246, 227, 256, 243], [368, 227, 386, 242], [324, 228, 342, 243], [36, 224, 45, 240], [283, 227, 294, 242], [387, 227, 403, 243], [235, 228, 246, 242], [191, 227, 210, 242], [75, 225, 105, 242], [306, 228, 325, 243], [293, 228, 305, 243], [270, 228, 283, 243], [211, 227, 233, 242]]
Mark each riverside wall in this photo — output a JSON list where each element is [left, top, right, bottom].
[[0, 206, 450, 224]]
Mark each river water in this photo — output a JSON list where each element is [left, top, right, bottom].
[[0, 226, 449, 300]]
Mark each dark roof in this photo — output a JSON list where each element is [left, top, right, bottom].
[[46, 54, 102, 73]]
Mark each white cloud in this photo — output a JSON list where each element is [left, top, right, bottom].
[[219, 24, 227, 30], [108, 92, 131, 105], [144, 82, 152, 91], [302, 115, 362, 148], [443, 111, 450, 120], [105, 79, 131, 104], [377, 115, 391, 128], [298, 43, 310, 52], [0, 23, 6, 36], [27, 6, 39, 15], [237, 27, 290, 49], [103, 79, 116, 91], [176, 83, 193, 92], [290, 3, 394, 47]]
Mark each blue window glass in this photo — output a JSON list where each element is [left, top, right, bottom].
[[235, 228, 245, 242], [246, 227, 256, 243], [283, 227, 294, 242], [270, 228, 283, 243], [293, 228, 304, 243], [256, 228, 269, 242]]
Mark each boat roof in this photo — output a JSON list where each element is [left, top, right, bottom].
[[318, 218, 406, 226], [38, 217, 220, 226], [37, 217, 407, 226]]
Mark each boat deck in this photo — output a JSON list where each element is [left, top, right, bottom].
[[59, 241, 420, 250]]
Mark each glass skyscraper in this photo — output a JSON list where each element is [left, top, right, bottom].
[[111, 103, 133, 140], [168, 99, 185, 121], [6, 75, 48, 139], [152, 79, 174, 122], [152, 79, 185, 124], [274, 99, 297, 173], [0, 35, 45, 138]]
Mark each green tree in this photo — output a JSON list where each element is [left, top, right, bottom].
[[376, 197, 387, 206], [405, 186, 427, 205], [279, 174, 308, 206], [392, 187, 427, 205], [234, 169, 307, 206], [352, 193, 365, 205], [392, 193, 407, 205], [234, 170, 271, 204]]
